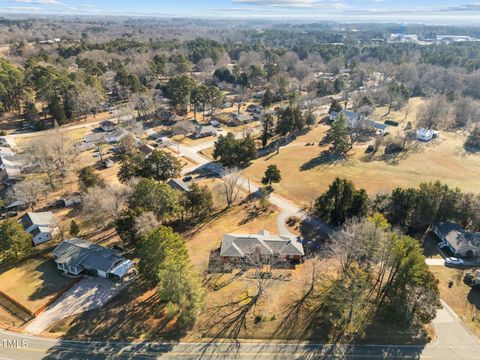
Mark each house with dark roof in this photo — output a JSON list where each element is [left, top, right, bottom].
[[220, 230, 304, 262], [52, 238, 133, 280], [100, 120, 117, 132], [247, 104, 262, 114], [137, 144, 155, 157], [19, 212, 58, 246], [433, 221, 480, 258]]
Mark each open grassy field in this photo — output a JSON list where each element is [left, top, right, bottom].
[[0, 258, 76, 314], [430, 267, 480, 338], [243, 99, 480, 206]]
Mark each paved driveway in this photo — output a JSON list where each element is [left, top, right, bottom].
[[25, 277, 128, 334]]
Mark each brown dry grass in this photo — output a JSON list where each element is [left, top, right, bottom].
[[0, 258, 75, 313], [430, 267, 480, 338], [243, 99, 480, 206], [185, 201, 280, 271]]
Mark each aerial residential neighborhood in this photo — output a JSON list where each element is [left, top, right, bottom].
[[0, 3, 479, 360]]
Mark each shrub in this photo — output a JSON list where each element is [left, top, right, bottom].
[[384, 120, 399, 127]]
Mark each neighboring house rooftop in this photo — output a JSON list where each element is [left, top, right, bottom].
[[195, 125, 217, 136], [231, 113, 252, 123], [168, 178, 191, 193], [435, 221, 480, 251], [100, 120, 117, 131], [0, 156, 21, 169], [20, 212, 55, 231], [137, 144, 155, 157], [220, 230, 304, 258], [84, 132, 105, 143]]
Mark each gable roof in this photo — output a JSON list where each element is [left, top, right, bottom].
[[220, 230, 304, 258], [137, 144, 155, 157], [100, 120, 116, 129], [20, 212, 55, 231], [435, 221, 480, 251], [168, 178, 191, 192], [231, 113, 252, 122], [195, 125, 217, 135], [52, 238, 130, 273]]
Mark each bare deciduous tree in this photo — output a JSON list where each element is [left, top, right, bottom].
[[172, 120, 195, 139], [10, 178, 49, 211], [26, 129, 78, 188], [134, 211, 160, 238], [416, 95, 450, 129], [82, 183, 133, 227], [220, 167, 242, 207]]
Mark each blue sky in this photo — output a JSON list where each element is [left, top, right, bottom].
[[1, 1, 480, 23]]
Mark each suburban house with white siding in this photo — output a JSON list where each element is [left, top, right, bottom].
[[433, 221, 480, 258], [19, 212, 58, 246], [330, 110, 389, 136]]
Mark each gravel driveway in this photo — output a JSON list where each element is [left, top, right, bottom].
[[25, 277, 128, 334]]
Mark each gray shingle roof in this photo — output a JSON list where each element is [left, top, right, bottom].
[[20, 212, 55, 231], [168, 178, 191, 192], [220, 230, 304, 258], [52, 238, 129, 273], [435, 221, 480, 250]]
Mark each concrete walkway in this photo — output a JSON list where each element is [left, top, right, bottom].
[[425, 258, 446, 266]]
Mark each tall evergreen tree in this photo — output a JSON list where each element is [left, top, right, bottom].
[[328, 112, 351, 154], [314, 177, 368, 226]]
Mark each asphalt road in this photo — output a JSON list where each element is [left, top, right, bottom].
[[0, 319, 479, 360]]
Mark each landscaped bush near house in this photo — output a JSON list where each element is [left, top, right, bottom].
[[384, 120, 399, 127], [465, 126, 480, 151]]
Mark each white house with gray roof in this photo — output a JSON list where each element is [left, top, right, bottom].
[[220, 230, 304, 262], [19, 212, 58, 246], [52, 238, 133, 280], [433, 222, 480, 258], [330, 110, 389, 136]]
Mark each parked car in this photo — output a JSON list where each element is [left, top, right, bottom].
[[183, 175, 193, 182], [445, 257, 464, 266], [102, 159, 114, 168], [0, 211, 18, 219]]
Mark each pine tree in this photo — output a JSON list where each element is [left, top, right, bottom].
[[329, 99, 342, 114], [262, 164, 282, 188], [261, 114, 275, 147], [261, 89, 274, 108], [69, 220, 80, 237], [48, 95, 66, 124], [329, 112, 351, 154]]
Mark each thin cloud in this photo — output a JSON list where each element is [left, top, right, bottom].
[[8, 0, 62, 4], [232, 0, 347, 9]]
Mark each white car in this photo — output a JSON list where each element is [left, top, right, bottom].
[[445, 257, 464, 266]]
